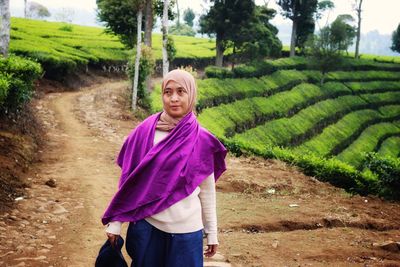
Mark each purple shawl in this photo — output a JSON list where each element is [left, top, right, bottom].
[[101, 111, 227, 225]]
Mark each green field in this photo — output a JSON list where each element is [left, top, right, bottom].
[[10, 18, 217, 78]]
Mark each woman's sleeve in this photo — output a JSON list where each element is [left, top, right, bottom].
[[105, 221, 123, 235], [199, 172, 219, 245]]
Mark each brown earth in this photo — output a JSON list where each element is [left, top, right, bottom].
[[0, 76, 400, 267]]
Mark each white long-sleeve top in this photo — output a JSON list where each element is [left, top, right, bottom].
[[106, 129, 219, 245]]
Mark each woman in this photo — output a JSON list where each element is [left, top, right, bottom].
[[101, 69, 227, 267]]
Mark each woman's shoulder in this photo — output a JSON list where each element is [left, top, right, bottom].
[[198, 127, 224, 147]]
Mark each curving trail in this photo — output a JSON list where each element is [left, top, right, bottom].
[[0, 77, 399, 267]]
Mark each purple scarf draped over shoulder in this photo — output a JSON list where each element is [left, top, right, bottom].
[[101, 111, 227, 225]]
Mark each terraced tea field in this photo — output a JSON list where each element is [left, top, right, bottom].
[[152, 65, 400, 196]]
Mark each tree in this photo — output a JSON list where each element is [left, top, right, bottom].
[[353, 0, 364, 58], [144, 0, 153, 47], [183, 8, 195, 27], [132, 1, 145, 111], [390, 23, 400, 53], [306, 24, 343, 85], [330, 14, 356, 54], [97, 0, 174, 49], [230, 5, 282, 67], [24, 0, 28, 18], [162, 0, 170, 76], [199, 0, 255, 67], [27, 2, 51, 19], [276, 0, 334, 57], [97, 0, 139, 48], [0, 0, 10, 58]]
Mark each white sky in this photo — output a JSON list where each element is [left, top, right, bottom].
[[10, 0, 400, 35]]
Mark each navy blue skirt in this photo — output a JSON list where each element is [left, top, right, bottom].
[[126, 219, 203, 267]]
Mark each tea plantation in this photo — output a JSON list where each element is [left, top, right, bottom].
[[152, 59, 400, 199]]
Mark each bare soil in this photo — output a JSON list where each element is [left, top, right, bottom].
[[0, 76, 399, 267]]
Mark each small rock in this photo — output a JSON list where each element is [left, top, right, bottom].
[[289, 204, 299, 208], [15, 197, 24, 201], [373, 241, 400, 252], [272, 239, 279, 249], [52, 204, 68, 215], [45, 179, 57, 188], [9, 215, 18, 221], [41, 244, 53, 249]]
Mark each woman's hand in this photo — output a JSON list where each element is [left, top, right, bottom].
[[204, 244, 218, 257], [106, 232, 120, 249]]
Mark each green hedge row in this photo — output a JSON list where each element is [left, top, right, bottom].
[[377, 135, 400, 158], [198, 81, 400, 139], [0, 55, 42, 111], [205, 57, 400, 79], [198, 83, 332, 137], [294, 97, 400, 155], [336, 121, 400, 168], [152, 70, 400, 113], [221, 137, 376, 196], [232, 96, 400, 150]]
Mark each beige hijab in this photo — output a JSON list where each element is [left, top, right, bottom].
[[156, 69, 197, 131]]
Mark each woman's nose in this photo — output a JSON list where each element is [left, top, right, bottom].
[[171, 93, 179, 101]]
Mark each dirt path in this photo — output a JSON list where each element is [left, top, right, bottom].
[[0, 77, 400, 267]]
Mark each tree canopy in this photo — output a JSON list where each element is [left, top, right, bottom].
[[277, 0, 334, 57], [96, 0, 174, 48], [391, 23, 400, 54], [183, 8, 195, 27], [200, 0, 281, 66]]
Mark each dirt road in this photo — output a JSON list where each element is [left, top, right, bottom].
[[0, 77, 400, 267]]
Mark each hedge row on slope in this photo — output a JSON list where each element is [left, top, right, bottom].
[[205, 56, 400, 79], [0, 55, 42, 111], [198, 81, 400, 138], [377, 135, 400, 158], [232, 97, 400, 150], [11, 18, 219, 79], [198, 83, 336, 137], [293, 105, 400, 157], [336, 121, 400, 168]]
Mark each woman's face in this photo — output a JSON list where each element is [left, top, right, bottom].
[[162, 80, 190, 118]]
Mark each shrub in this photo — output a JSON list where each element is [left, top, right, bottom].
[[364, 152, 400, 200], [0, 55, 42, 112], [204, 66, 233, 79]]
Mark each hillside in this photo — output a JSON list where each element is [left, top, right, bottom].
[[10, 18, 217, 79], [151, 58, 400, 199]]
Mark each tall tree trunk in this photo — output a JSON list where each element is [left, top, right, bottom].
[[176, 0, 180, 27], [354, 0, 363, 59], [0, 0, 10, 58], [132, 8, 143, 111], [162, 0, 169, 77], [144, 0, 153, 94], [144, 0, 153, 47], [215, 37, 224, 67], [24, 0, 27, 18], [289, 2, 297, 58], [290, 19, 297, 57]]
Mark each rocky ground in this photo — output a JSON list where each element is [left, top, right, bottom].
[[0, 76, 399, 267]]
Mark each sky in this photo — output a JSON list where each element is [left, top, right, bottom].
[[10, 0, 400, 35]]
